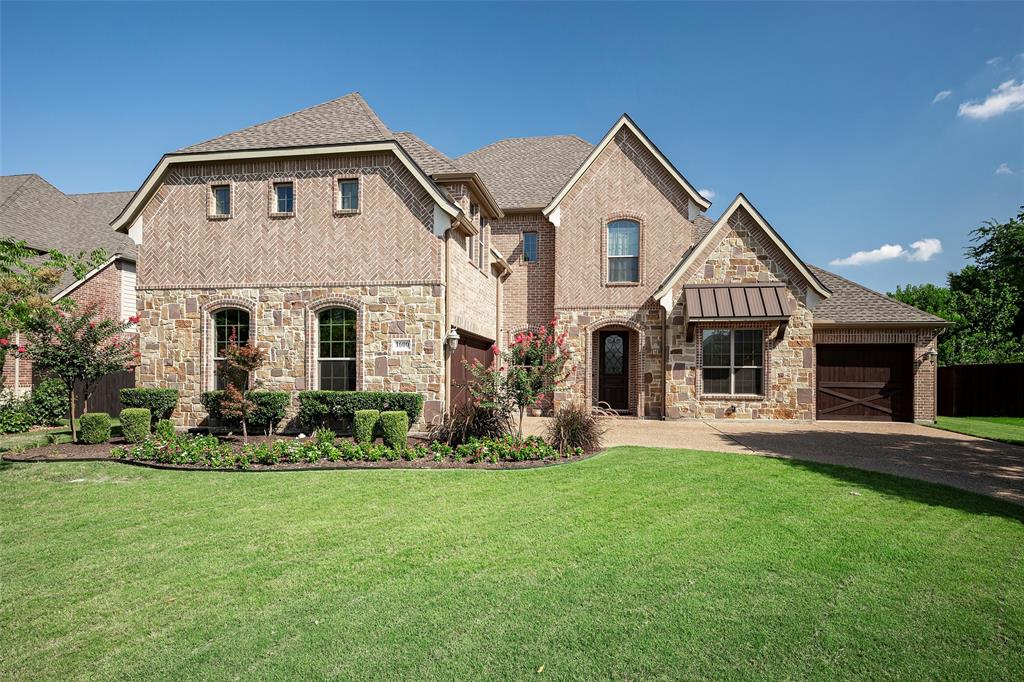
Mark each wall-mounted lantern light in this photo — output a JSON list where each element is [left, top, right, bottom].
[[445, 326, 460, 351], [926, 348, 939, 362]]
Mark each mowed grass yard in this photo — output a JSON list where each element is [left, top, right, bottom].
[[932, 416, 1024, 446], [2, 447, 1022, 680]]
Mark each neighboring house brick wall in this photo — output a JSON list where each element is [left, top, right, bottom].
[[490, 212, 556, 344], [665, 207, 816, 420], [138, 153, 441, 288], [137, 284, 445, 428], [813, 327, 939, 422], [554, 126, 696, 309]]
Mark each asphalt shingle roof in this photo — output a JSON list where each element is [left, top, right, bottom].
[[70, 191, 135, 224], [393, 131, 461, 175], [1, 174, 137, 294], [808, 265, 946, 325], [458, 135, 594, 209], [177, 93, 393, 154]]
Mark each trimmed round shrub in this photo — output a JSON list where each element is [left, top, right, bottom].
[[79, 412, 111, 444], [353, 409, 379, 444], [379, 410, 409, 449], [0, 396, 34, 434], [28, 379, 68, 426], [120, 407, 151, 443], [120, 388, 179, 424], [154, 419, 176, 441]]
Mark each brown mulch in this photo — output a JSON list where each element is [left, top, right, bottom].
[[1, 434, 597, 471]]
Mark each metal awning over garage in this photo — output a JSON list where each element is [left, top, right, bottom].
[[682, 283, 792, 340]]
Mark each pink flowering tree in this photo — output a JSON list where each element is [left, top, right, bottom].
[[27, 304, 139, 442], [467, 320, 573, 439], [0, 237, 107, 389]]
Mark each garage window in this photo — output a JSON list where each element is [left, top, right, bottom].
[[702, 328, 763, 395]]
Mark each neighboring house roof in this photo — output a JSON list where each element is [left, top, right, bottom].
[[70, 190, 135, 223], [655, 194, 831, 302], [178, 92, 393, 153], [0, 173, 136, 295], [808, 265, 948, 327], [394, 131, 461, 175], [458, 135, 594, 210], [543, 114, 712, 219]]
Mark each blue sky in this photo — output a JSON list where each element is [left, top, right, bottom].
[[2, 1, 1022, 293]]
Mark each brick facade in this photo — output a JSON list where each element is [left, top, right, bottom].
[[489, 212, 556, 344]]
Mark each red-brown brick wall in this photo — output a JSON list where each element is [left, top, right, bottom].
[[489, 211, 556, 344]]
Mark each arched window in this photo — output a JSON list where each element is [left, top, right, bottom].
[[213, 309, 250, 390], [607, 219, 640, 283], [318, 308, 357, 391]]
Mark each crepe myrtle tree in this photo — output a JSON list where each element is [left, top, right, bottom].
[[467, 320, 573, 439], [0, 237, 107, 388], [215, 335, 267, 444], [26, 304, 139, 442]]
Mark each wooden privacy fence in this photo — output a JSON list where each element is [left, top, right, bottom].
[[33, 370, 136, 419], [937, 363, 1024, 417]]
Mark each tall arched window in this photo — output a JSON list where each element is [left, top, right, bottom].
[[318, 308, 357, 391], [213, 309, 250, 389], [607, 219, 640, 283]]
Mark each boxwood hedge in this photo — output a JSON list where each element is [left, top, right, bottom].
[[200, 390, 290, 435], [297, 391, 423, 429]]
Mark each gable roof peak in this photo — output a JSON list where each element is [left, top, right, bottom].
[[177, 91, 394, 154], [543, 113, 712, 218]]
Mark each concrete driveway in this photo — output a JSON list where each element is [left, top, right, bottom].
[[524, 417, 1024, 505]]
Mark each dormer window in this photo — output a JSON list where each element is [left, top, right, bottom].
[[607, 219, 640, 283]]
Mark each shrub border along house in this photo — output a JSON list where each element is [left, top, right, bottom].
[[201, 390, 290, 435], [297, 391, 423, 430], [120, 388, 179, 424]]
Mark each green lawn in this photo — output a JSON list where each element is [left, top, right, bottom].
[[0, 418, 122, 453], [2, 448, 1022, 680], [932, 416, 1024, 446]]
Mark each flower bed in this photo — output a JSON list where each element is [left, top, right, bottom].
[[109, 431, 583, 471]]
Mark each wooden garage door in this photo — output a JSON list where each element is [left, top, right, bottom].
[[449, 332, 494, 411], [817, 345, 913, 422]]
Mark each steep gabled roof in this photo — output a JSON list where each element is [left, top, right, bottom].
[[808, 265, 947, 326], [394, 131, 461, 175], [544, 114, 711, 219], [177, 92, 393, 153], [654, 194, 830, 301], [458, 135, 593, 210]]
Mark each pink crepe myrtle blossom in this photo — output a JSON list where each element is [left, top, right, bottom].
[[128, 314, 140, 324], [17, 345, 27, 354], [0, 338, 8, 347]]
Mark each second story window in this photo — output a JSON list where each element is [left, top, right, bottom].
[[211, 184, 231, 218], [523, 232, 538, 262], [607, 219, 640, 283], [273, 182, 294, 214], [337, 179, 359, 212]]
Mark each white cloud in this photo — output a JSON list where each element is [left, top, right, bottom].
[[906, 238, 943, 262], [830, 239, 943, 266], [957, 79, 1024, 119], [987, 56, 1003, 66], [996, 163, 1014, 175], [697, 188, 716, 200], [830, 244, 905, 266], [932, 90, 952, 103]]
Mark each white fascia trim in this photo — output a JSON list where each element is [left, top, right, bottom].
[[653, 194, 831, 301], [542, 114, 712, 219], [111, 141, 461, 232], [50, 254, 122, 302]]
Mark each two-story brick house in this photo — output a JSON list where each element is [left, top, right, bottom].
[[111, 93, 945, 427]]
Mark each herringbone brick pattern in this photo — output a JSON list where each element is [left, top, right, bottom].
[[139, 153, 441, 288]]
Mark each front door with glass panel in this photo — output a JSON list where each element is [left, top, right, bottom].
[[599, 331, 629, 411]]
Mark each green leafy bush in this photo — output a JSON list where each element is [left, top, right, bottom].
[[0, 394, 34, 434], [119, 388, 179, 424], [379, 410, 409, 449], [201, 390, 289, 434], [114, 431, 244, 469], [28, 379, 68, 426], [79, 412, 111, 444], [297, 391, 423, 429], [545, 400, 607, 454], [154, 419, 176, 441], [353, 409, 379, 444], [120, 408, 151, 443]]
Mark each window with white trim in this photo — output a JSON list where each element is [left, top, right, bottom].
[[318, 307, 357, 391], [701, 328, 764, 395], [211, 184, 231, 217], [273, 182, 294, 214], [607, 219, 640, 282], [213, 309, 250, 390], [337, 179, 359, 212]]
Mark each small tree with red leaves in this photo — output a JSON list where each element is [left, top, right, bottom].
[[215, 337, 266, 443], [26, 304, 138, 442], [467, 320, 572, 439]]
